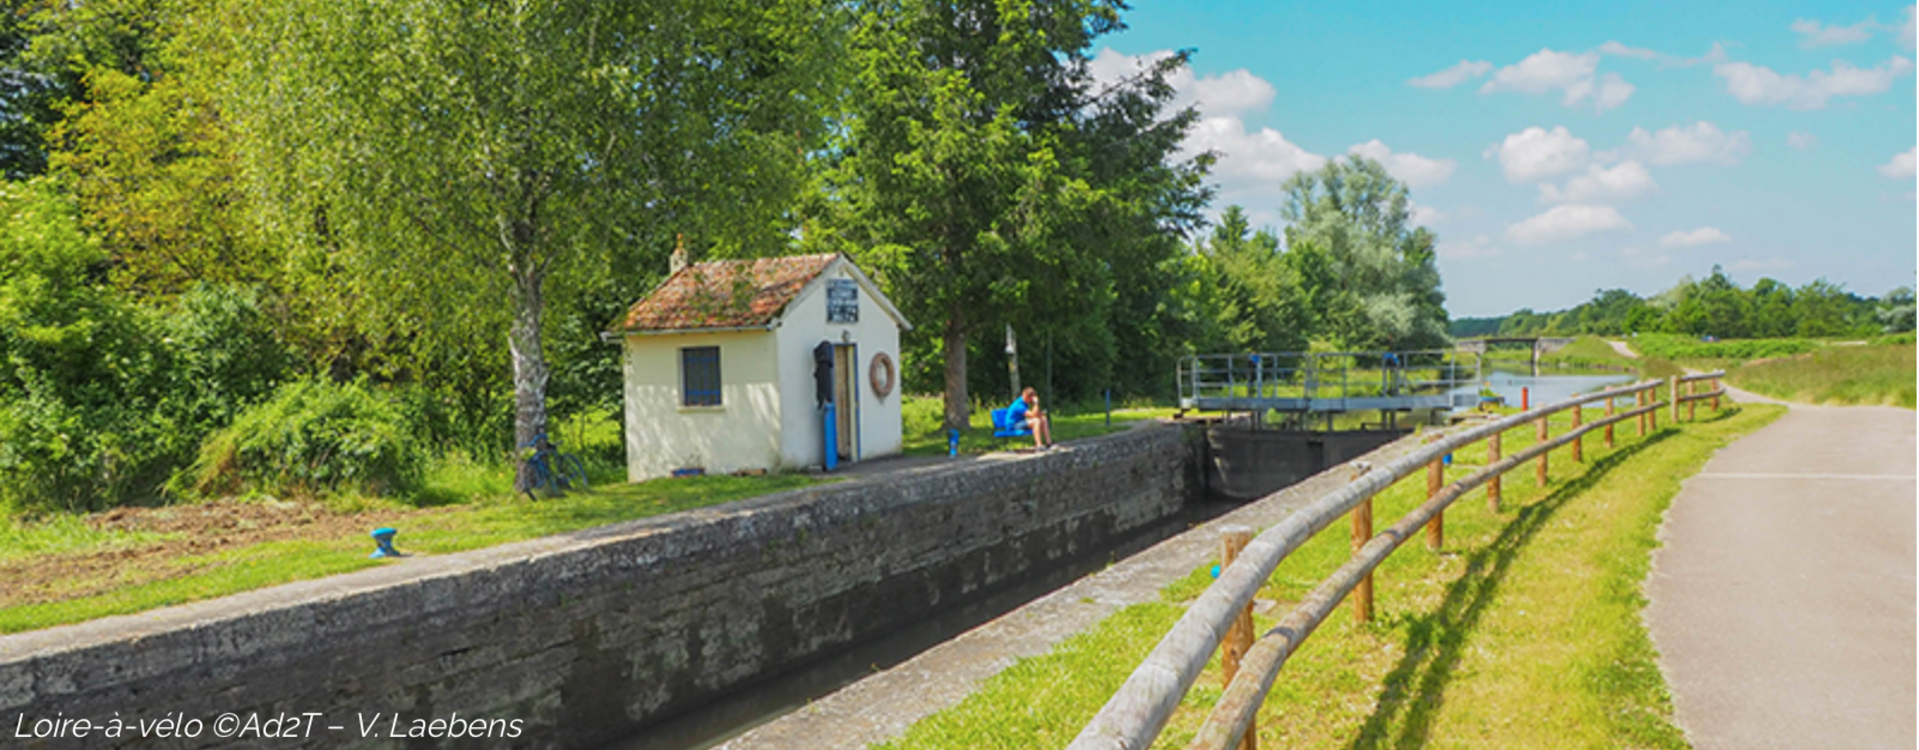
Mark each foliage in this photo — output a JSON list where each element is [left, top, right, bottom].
[[810, 0, 1209, 426], [181, 379, 425, 499], [225, 0, 842, 451], [1277, 155, 1449, 351], [1458, 267, 1886, 340], [1629, 334, 1819, 361]]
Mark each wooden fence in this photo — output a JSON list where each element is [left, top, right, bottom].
[[1065, 373, 1727, 750]]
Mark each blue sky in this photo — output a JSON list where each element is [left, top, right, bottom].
[[1099, 0, 1918, 317]]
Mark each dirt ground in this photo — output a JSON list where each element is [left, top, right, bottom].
[[1, 500, 425, 609]]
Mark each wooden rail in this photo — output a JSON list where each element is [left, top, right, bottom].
[[1065, 372, 1727, 750]]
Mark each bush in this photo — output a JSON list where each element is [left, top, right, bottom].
[[182, 380, 426, 500], [1631, 334, 1819, 361]]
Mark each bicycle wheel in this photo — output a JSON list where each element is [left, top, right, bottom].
[[559, 453, 589, 491], [524, 457, 557, 500]]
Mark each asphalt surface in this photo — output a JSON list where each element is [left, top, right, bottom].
[[1644, 385, 1916, 750]]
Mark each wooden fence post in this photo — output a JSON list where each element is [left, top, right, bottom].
[[1712, 377, 1721, 411], [1649, 384, 1659, 431], [1570, 403, 1584, 463], [1669, 376, 1679, 426], [1636, 388, 1647, 436], [1350, 463, 1372, 624], [1426, 454, 1444, 550], [1604, 397, 1616, 449], [1487, 431, 1502, 513], [1535, 417, 1549, 487], [1687, 379, 1697, 421], [1219, 524, 1257, 750]]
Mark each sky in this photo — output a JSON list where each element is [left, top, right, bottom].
[[1098, 0, 1918, 317]]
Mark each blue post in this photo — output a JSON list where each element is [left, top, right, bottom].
[[823, 402, 838, 472], [948, 429, 960, 457], [1105, 389, 1112, 427]]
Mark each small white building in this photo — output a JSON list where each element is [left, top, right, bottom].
[[613, 252, 911, 481]]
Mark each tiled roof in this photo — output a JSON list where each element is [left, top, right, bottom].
[[617, 253, 839, 332]]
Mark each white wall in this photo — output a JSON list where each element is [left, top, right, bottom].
[[775, 259, 905, 469], [622, 330, 783, 481]]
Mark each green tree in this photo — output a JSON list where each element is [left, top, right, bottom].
[[226, 0, 838, 448], [1277, 155, 1448, 350]]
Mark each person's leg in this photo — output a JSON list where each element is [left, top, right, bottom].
[[1029, 415, 1044, 448], [1039, 414, 1053, 446]]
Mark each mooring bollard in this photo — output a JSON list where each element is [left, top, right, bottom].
[[1219, 524, 1258, 750], [1521, 386, 1530, 411], [1350, 461, 1373, 624], [1487, 431, 1502, 513], [1535, 417, 1549, 487], [370, 527, 401, 559]]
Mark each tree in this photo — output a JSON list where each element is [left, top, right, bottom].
[[1877, 286, 1915, 334], [1277, 155, 1448, 350], [814, 0, 1200, 428], [226, 0, 838, 448]]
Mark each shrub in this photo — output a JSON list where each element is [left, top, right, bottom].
[[183, 380, 426, 499], [1631, 334, 1819, 361]]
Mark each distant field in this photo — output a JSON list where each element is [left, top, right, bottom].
[[1729, 343, 1916, 408]]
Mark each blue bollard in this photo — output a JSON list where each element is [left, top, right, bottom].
[[948, 429, 960, 457], [370, 527, 401, 559], [823, 402, 838, 472]]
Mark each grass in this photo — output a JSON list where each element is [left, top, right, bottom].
[[1, 462, 821, 635], [1728, 343, 1916, 408], [876, 399, 1784, 750], [1630, 333, 1820, 362], [1483, 336, 1637, 373], [900, 394, 1176, 456]]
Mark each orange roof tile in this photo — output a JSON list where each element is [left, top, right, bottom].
[[618, 253, 839, 332]]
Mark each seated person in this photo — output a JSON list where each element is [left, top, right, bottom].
[[1008, 387, 1053, 449]]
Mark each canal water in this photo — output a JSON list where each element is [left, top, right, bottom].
[[1454, 367, 1637, 407]]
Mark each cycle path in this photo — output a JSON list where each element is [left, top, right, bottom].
[[1644, 382, 1916, 750]]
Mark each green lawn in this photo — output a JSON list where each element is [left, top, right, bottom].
[[878, 399, 1783, 750], [900, 394, 1176, 456], [1728, 343, 1916, 408]]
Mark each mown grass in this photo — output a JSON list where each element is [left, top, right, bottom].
[[877, 399, 1783, 750], [0, 472, 821, 634], [1483, 336, 1637, 373], [900, 394, 1175, 456], [1629, 333, 1820, 361], [1728, 343, 1916, 408]]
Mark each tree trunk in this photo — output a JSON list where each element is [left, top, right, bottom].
[[943, 304, 969, 431], [509, 264, 550, 452]]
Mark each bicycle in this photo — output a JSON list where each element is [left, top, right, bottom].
[[517, 432, 589, 500]]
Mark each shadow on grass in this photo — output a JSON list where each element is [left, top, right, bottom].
[[1346, 430, 1676, 750]]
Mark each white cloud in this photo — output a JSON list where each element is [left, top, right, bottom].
[[1188, 116, 1327, 193], [1539, 161, 1657, 204], [1346, 140, 1457, 188], [1659, 227, 1732, 247], [1880, 147, 1917, 178], [1408, 60, 1493, 89], [1598, 41, 1660, 60], [1730, 257, 1793, 271], [1484, 126, 1590, 183], [1791, 18, 1875, 48], [1612, 121, 1752, 165], [1902, 5, 1916, 50], [1714, 56, 1915, 110], [1787, 131, 1819, 150], [1506, 204, 1632, 245], [1089, 48, 1276, 117], [1410, 202, 1448, 225], [1481, 48, 1633, 112], [1438, 234, 1500, 260]]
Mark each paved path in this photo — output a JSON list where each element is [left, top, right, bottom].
[[1606, 338, 1640, 359], [1644, 384, 1916, 749]]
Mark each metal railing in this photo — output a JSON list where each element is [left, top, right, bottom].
[[1176, 350, 1484, 413], [1066, 372, 1728, 750]]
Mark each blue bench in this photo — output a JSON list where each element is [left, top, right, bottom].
[[990, 406, 1032, 439]]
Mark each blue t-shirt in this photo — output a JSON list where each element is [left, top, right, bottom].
[[1008, 399, 1031, 427]]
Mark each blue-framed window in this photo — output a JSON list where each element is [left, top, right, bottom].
[[681, 346, 721, 406]]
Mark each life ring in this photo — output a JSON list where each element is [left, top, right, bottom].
[[869, 352, 896, 400]]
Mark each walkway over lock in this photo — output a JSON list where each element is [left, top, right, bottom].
[[1177, 350, 1484, 416]]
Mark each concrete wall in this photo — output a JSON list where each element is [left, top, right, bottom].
[[0, 425, 1198, 750], [623, 329, 783, 481], [1203, 428, 1407, 501], [773, 260, 905, 468]]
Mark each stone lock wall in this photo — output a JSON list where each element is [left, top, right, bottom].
[[0, 425, 1200, 750]]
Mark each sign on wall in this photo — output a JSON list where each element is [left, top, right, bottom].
[[827, 278, 859, 323]]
